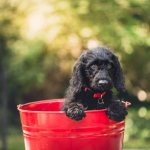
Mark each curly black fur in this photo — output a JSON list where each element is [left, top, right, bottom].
[[63, 47, 128, 122]]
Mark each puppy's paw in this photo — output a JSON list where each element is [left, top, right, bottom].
[[65, 103, 86, 121], [106, 101, 128, 122]]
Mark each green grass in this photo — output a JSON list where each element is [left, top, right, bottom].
[[6, 127, 24, 150], [8, 135, 24, 150]]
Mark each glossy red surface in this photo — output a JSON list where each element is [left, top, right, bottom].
[[18, 99, 125, 150]]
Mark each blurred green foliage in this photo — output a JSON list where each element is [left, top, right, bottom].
[[0, 0, 150, 149], [125, 107, 150, 148]]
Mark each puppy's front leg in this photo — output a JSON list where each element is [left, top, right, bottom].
[[106, 100, 128, 122], [64, 102, 86, 121]]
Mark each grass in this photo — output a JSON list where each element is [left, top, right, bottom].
[[6, 127, 24, 150], [8, 135, 24, 150]]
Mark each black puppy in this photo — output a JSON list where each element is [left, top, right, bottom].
[[63, 47, 128, 122]]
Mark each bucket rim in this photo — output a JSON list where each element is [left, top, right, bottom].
[[17, 99, 107, 114]]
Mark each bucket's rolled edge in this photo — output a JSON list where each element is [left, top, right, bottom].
[[17, 104, 23, 110]]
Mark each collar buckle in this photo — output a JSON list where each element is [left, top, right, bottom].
[[98, 97, 104, 105]]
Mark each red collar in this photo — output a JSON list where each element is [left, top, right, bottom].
[[93, 92, 107, 99], [83, 86, 107, 99]]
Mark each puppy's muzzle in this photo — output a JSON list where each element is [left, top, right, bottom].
[[98, 80, 109, 86]]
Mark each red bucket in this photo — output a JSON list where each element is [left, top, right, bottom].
[[18, 99, 125, 150]]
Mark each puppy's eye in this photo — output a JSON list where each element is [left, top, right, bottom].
[[90, 64, 97, 70], [107, 63, 112, 69]]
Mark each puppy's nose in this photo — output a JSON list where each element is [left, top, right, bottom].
[[98, 80, 108, 85]]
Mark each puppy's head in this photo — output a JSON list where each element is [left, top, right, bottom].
[[71, 47, 125, 93]]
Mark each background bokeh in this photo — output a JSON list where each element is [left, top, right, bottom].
[[0, 0, 150, 149]]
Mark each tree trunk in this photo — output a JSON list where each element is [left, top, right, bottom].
[[0, 64, 8, 150]]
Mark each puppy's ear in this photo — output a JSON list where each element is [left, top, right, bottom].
[[70, 51, 87, 91], [113, 55, 126, 92]]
